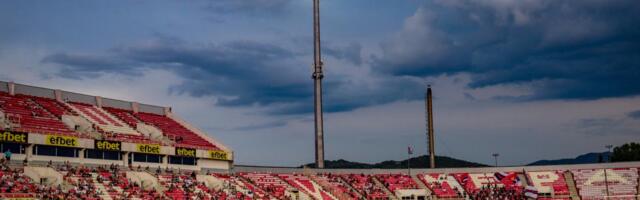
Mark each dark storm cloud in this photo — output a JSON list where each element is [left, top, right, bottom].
[[204, 0, 291, 15], [44, 37, 421, 115], [42, 53, 130, 70], [41, 53, 141, 79], [374, 0, 640, 100], [577, 117, 639, 136], [232, 120, 288, 131], [324, 42, 363, 65], [629, 110, 640, 120]]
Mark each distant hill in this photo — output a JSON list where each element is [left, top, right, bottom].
[[303, 155, 487, 169], [528, 152, 611, 166]]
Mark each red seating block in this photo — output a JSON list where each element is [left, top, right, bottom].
[[134, 112, 217, 150], [0, 92, 74, 135]]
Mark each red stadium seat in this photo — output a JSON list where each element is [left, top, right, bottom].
[[134, 112, 218, 150]]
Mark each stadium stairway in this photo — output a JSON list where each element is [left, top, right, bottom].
[[126, 171, 161, 191], [65, 102, 140, 135], [233, 176, 272, 199], [91, 173, 114, 200], [564, 171, 581, 200], [61, 115, 93, 134], [410, 173, 434, 197], [275, 174, 313, 200], [310, 177, 339, 200], [373, 175, 400, 200], [26, 98, 56, 118], [312, 174, 364, 200], [338, 175, 365, 199], [23, 166, 63, 186], [169, 114, 229, 151], [279, 173, 338, 200], [236, 173, 281, 199], [199, 173, 244, 200], [309, 176, 339, 200], [135, 122, 166, 141]]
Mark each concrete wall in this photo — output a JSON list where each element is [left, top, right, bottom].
[[0, 80, 165, 112], [0, 81, 8, 93], [14, 83, 56, 98], [102, 97, 133, 110], [139, 103, 164, 115], [61, 91, 97, 105], [199, 159, 231, 170]]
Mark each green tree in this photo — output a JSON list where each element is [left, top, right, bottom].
[[611, 142, 640, 162]]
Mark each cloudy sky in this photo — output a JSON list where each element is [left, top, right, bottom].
[[1, 0, 639, 166]]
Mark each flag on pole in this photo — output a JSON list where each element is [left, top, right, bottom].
[[494, 172, 521, 187], [408, 146, 413, 155], [524, 186, 538, 198]]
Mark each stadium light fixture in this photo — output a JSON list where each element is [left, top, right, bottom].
[[312, 0, 325, 169], [605, 144, 613, 162]]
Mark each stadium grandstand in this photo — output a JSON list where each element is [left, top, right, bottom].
[[0, 80, 639, 200]]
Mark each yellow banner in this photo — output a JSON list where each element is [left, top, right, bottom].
[[209, 150, 231, 160], [136, 144, 161, 154], [175, 147, 196, 157], [45, 135, 78, 147], [0, 131, 28, 143], [95, 140, 121, 151]]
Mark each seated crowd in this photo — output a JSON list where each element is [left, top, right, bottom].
[[57, 161, 161, 200], [316, 173, 361, 199], [469, 184, 525, 200], [341, 174, 388, 200], [0, 158, 638, 200]]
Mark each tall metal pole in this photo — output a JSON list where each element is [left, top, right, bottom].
[[605, 144, 613, 162], [407, 150, 411, 176], [312, 0, 325, 169], [603, 168, 610, 197], [426, 85, 436, 168]]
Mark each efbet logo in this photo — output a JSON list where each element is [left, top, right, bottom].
[[95, 140, 121, 151], [46, 135, 78, 147], [136, 144, 161, 154], [0, 131, 27, 143], [175, 147, 196, 157], [209, 150, 230, 160]]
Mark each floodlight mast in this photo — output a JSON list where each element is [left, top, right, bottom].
[[312, 0, 325, 169], [426, 85, 436, 168]]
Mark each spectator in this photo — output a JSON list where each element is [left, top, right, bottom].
[[4, 150, 12, 162]]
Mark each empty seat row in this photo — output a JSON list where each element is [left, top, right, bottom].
[[315, 173, 361, 200], [341, 174, 388, 200], [134, 112, 217, 150], [238, 172, 289, 198], [418, 173, 465, 198], [0, 92, 74, 135], [526, 171, 570, 196], [68, 102, 140, 135], [572, 168, 638, 200], [278, 173, 337, 200], [375, 174, 420, 192], [102, 107, 140, 128]]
